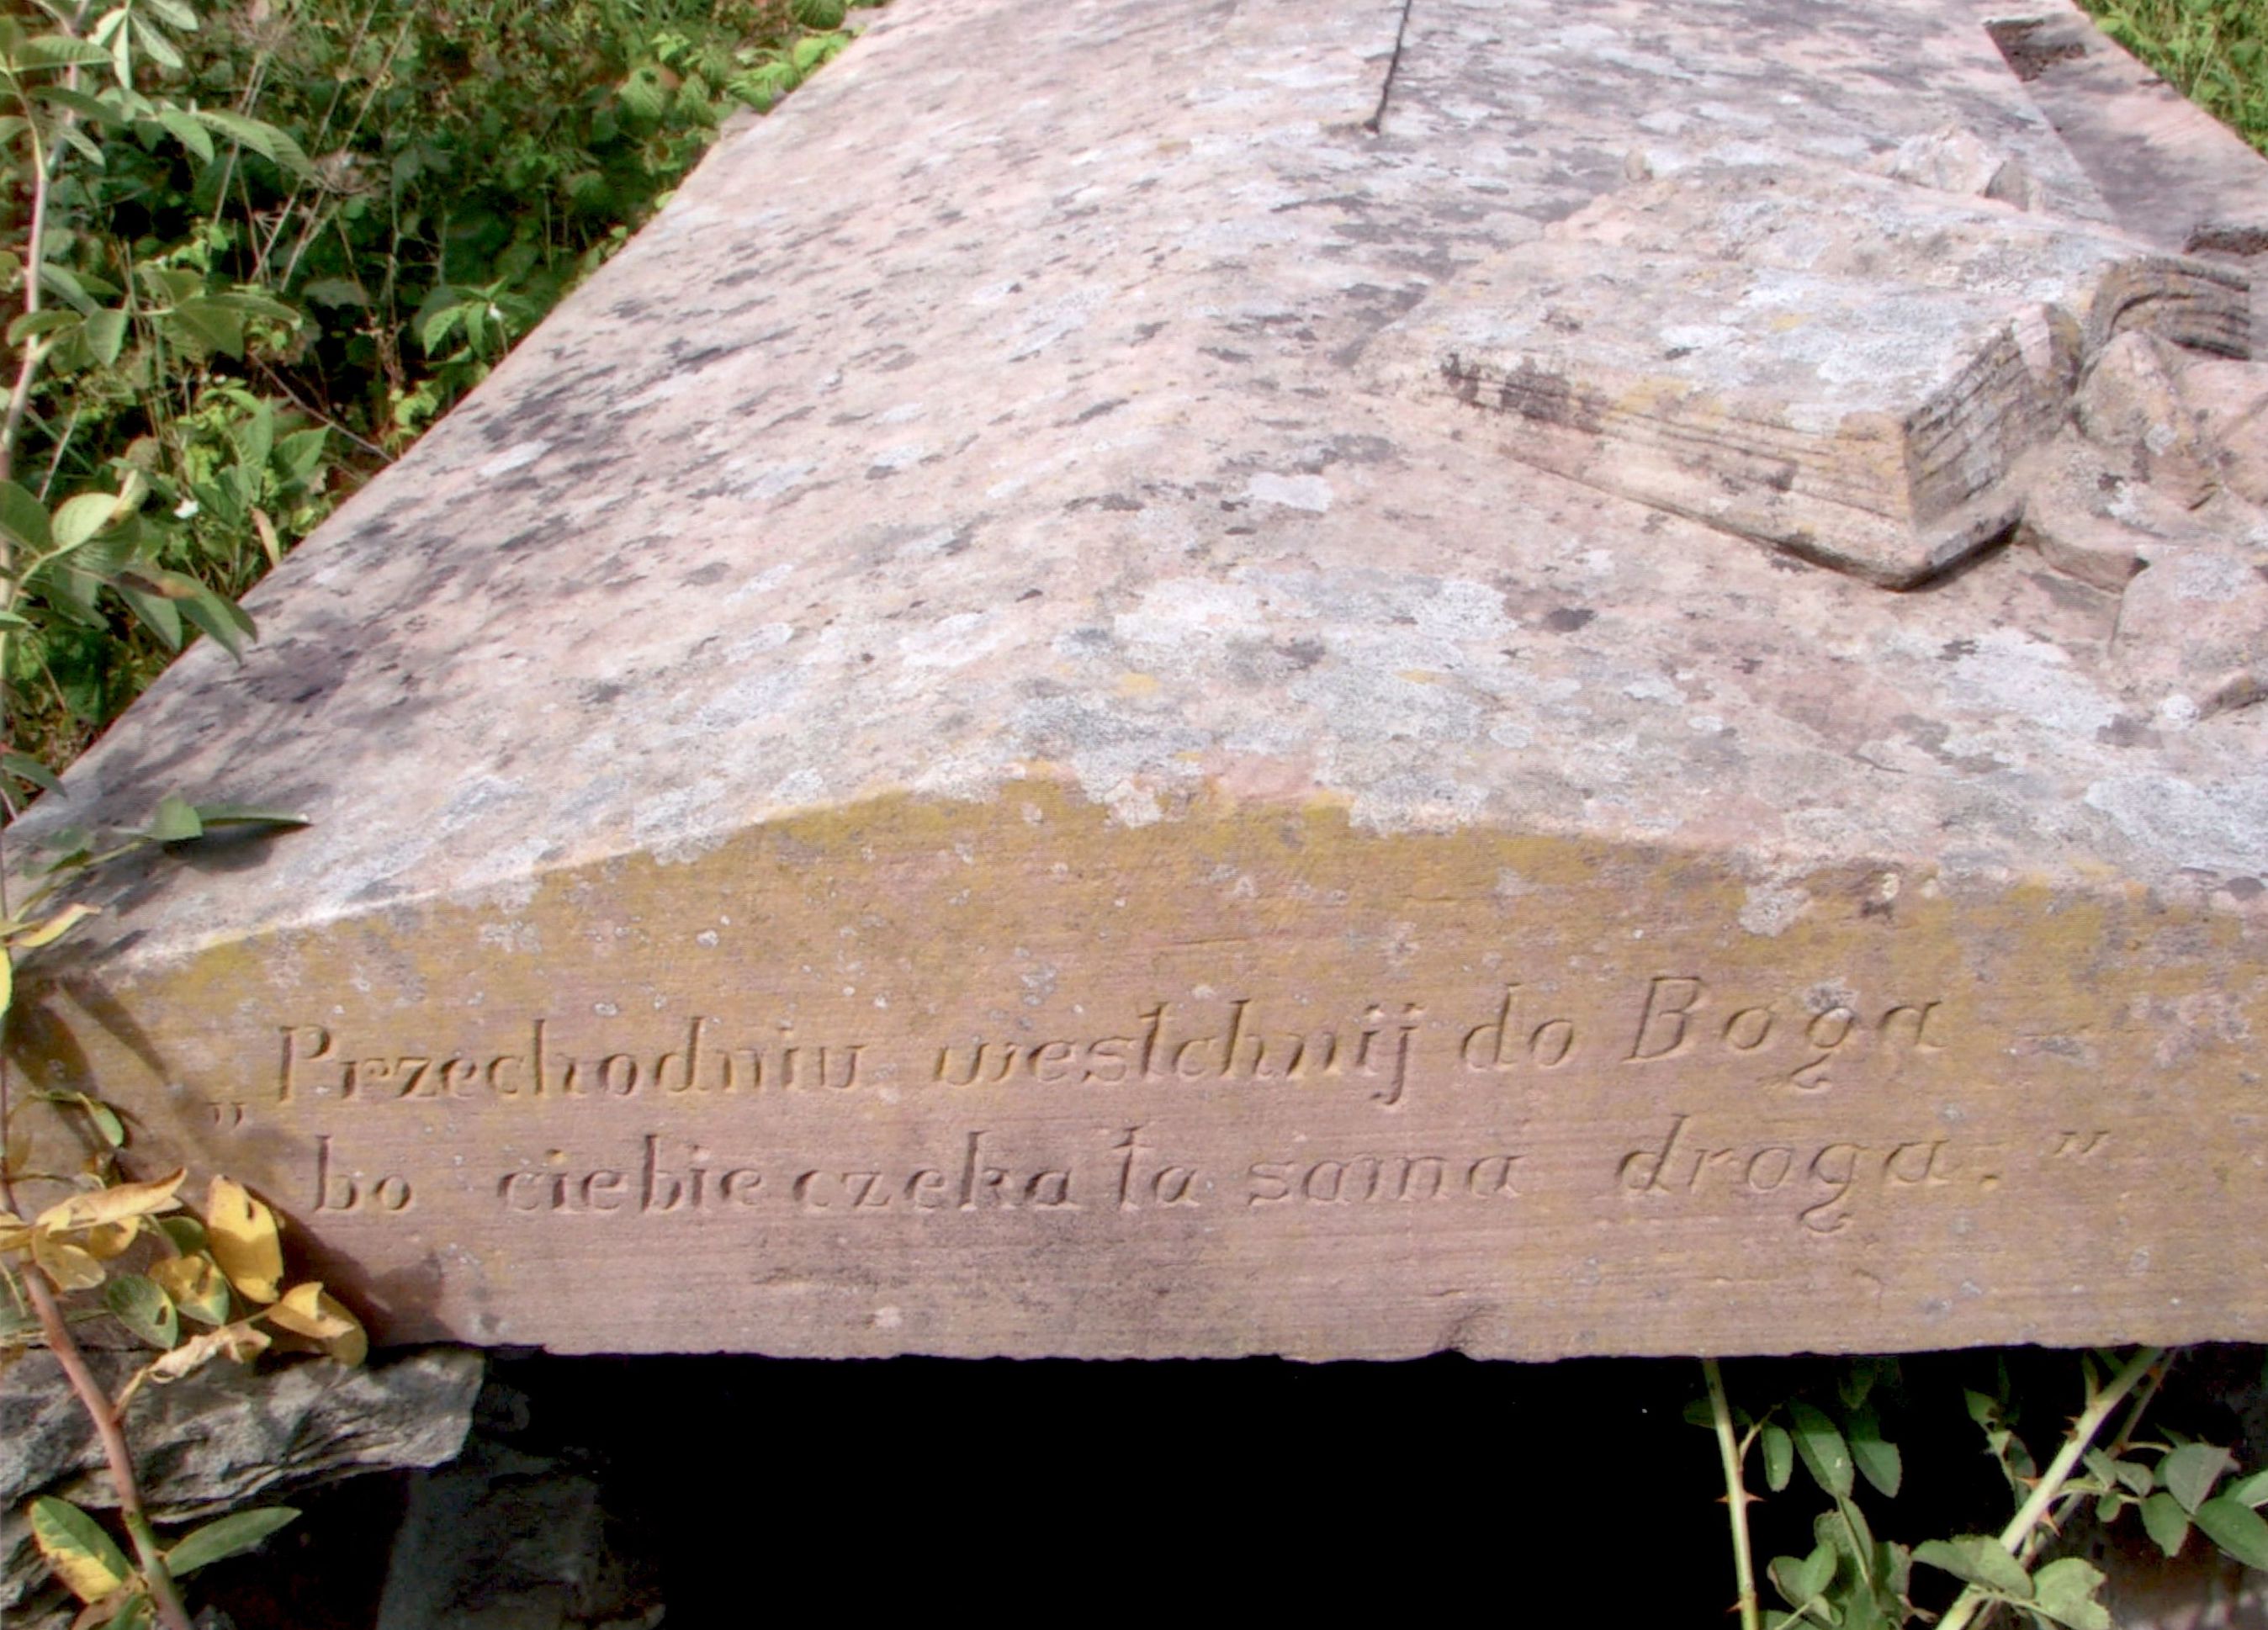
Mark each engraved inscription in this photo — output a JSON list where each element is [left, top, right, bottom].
[[935, 998, 1425, 1107], [1617, 1114, 1958, 1233], [246, 973, 1998, 1242], [280, 1017, 869, 1103]]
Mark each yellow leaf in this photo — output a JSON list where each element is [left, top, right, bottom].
[[266, 1281, 367, 1363], [32, 1230, 104, 1292], [144, 1320, 269, 1385], [28, 1497, 130, 1604], [6, 902, 98, 950], [82, 1220, 138, 1260], [204, 1178, 281, 1304], [150, 1254, 231, 1324], [37, 1168, 186, 1234]]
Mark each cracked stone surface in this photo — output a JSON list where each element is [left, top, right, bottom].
[[8, 0, 2268, 1363]]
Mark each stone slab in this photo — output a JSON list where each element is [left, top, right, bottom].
[[11, 0, 2268, 1361]]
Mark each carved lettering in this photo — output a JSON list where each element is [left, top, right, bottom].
[[278, 1024, 335, 1102], [312, 1135, 413, 1213], [1617, 1115, 1958, 1233]]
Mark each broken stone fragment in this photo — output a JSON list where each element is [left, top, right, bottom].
[[2015, 428, 2223, 590], [2179, 354, 2268, 505], [2112, 522, 2268, 718], [1379, 159, 2248, 586], [1868, 124, 2046, 211], [2022, 426, 2249, 594], [2075, 330, 2221, 506]]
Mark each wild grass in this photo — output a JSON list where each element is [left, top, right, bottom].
[[2080, 0, 2268, 153]]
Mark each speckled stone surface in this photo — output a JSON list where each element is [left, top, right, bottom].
[[11, 0, 2268, 1360]]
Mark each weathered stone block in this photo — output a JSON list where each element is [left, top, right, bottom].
[[9, 0, 2268, 1363]]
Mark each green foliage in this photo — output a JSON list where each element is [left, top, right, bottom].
[[2, 0, 869, 775], [2079, 0, 2268, 154], [1701, 1352, 2268, 1630]]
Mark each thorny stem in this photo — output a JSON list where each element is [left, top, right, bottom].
[[2018, 1349, 2175, 1569], [1938, 1347, 2165, 1630], [1706, 1357, 1763, 1630]]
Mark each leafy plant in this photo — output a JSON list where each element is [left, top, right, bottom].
[[0, 784, 346, 1630], [3, 0, 871, 774], [2080, 0, 2268, 155], [1700, 1352, 2268, 1630]]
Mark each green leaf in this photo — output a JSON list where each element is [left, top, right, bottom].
[[114, 579, 182, 649], [98, 1593, 155, 1630], [1833, 1493, 1879, 1565], [167, 296, 245, 358], [3, 751, 61, 794], [1789, 1401, 1854, 1499], [32, 1088, 128, 1146], [34, 84, 124, 126], [129, 13, 183, 72], [2195, 1495, 2268, 1569], [1762, 1422, 1794, 1492], [163, 1507, 298, 1578], [179, 585, 252, 659], [2223, 1469, 2268, 1507], [0, 479, 53, 550], [61, 120, 105, 167], [155, 105, 213, 163], [190, 108, 314, 179], [619, 64, 669, 122], [1913, 1535, 2031, 1596], [104, 1272, 179, 1349], [2140, 1491, 2192, 1559], [1847, 1407, 1902, 1499], [28, 1496, 132, 1603], [83, 306, 126, 366], [2029, 1558, 2111, 1630], [2162, 1442, 2234, 1514], [15, 34, 114, 69], [40, 262, 97, 315], [136, 264, 199, 304], [50, 491, 118, 551], [156, 1214, 206, 1254], [191, 803, 307, 831], [5, 308, 81, 345], [209, 288, 299, 326], [278, 426, 328, 482], [140, 0, 199, 29], [792, 31, 842, 71], [146, 791, 202, 843], [233, 398, 274, 473], [1770, 1544, 1836, 1608]]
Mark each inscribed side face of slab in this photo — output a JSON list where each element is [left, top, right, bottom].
[[17, 796, 2268, 1358], [10, 0, 2268, 1360]]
